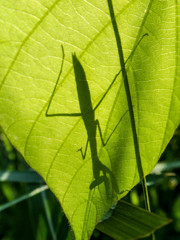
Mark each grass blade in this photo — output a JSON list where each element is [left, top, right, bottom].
[[0, 185, 48, 212], [41, 190, 57, 240]]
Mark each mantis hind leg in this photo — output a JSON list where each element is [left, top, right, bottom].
[[95, 108, 129, 147]]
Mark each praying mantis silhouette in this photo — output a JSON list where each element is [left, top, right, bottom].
[[46, 34, 147, 191]]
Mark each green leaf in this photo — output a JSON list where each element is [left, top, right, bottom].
[[0, 0, 179, 239], [96, 200, 171, 240]]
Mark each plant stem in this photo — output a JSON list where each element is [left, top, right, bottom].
[[107, 0, 153, 223], [142, 176, 151, 211]]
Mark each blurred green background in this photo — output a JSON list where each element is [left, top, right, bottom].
[[0, 126, 179, 240]]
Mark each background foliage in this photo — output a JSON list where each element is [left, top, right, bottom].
[[0, 126, 179, 240]]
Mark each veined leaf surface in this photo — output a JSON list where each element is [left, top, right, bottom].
[[0, 0, 179, 239]]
